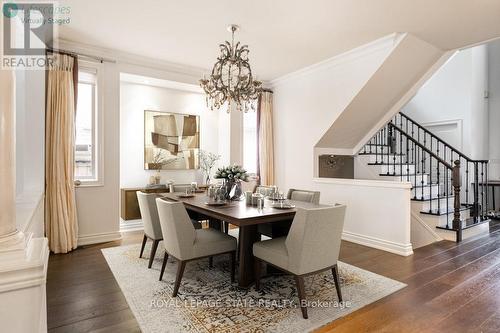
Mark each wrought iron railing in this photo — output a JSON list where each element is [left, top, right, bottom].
[[360, 112, 489, 242]]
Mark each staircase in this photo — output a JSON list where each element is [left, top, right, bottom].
[[357, 112, 491, 245]]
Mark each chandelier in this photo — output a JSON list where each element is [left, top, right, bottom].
[[200, 25, 262, 113]]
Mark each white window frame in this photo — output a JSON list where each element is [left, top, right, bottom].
[[75, 61, 104, 187]]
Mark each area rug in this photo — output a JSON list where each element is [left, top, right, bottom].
[[102, 243, 405, 333]]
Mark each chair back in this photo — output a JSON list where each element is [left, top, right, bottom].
[[136, 191, 163, 240], [255, 185, 276, 197], [285, 205, 346, 275], [155, 198, 196, 260], [287, 188, 320, 204], [169, 184, 192, 193]]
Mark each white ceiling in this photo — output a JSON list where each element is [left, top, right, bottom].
[[59, 0, 500, 80]]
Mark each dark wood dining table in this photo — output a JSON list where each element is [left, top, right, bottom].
[[161, 193, 328, 288]]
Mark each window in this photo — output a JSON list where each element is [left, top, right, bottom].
[[74, 66, 101, 185], [243, 110, 258, 174]]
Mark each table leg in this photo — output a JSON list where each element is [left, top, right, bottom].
[[208, 218, 222, 231], [238, 224, 259, 288], [492, 185, 496, 211]]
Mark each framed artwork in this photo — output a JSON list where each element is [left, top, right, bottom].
[[144, 110, 200, 170]]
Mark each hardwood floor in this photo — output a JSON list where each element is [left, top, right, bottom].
[[47, 221, 500, 332]]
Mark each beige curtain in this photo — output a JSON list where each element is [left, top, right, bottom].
[[45, 53, 79, 253], [258, 91, 275, 185]]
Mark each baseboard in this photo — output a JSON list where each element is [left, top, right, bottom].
[[120, 219, 144, 233], [77, 231, 122, 246], [342, 230, 414, 256]]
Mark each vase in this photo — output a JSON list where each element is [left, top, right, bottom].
[[223, 179, 243, 201]]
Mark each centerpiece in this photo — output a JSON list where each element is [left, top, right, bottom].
[[214, 165, 249, 200]]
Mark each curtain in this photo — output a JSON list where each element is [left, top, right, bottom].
[[257, 91, 275, 186], [45, 53, 79, 253]]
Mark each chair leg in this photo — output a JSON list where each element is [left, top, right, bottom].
[[148, 239, 160, 269], [208, 256, 214, 268], [254, 258, 261, 290], [230, 251, 236, 283], [139, 235, 147, 258], [172, 261, 186, 297], [332, 264, 343, 302], [224, 221, 229, 234], [159, 252, 169, 281], [294, 275, 308, 319]]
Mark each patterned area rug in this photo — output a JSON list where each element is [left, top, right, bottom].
[[102, 243, 405, 333]]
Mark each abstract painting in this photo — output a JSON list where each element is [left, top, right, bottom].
[[144, 110, 200, 170]]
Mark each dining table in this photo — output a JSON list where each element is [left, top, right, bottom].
[[161, 192, 329, 288]]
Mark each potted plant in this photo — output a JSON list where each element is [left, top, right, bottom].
[[214, 165, 249, 200], [199, 150, 221, 185]]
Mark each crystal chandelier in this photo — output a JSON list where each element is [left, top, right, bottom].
[[200, 25, 262, 113]]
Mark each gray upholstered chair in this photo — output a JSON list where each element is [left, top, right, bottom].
[[287, 188, 321, 204], [253, 204, 346, 319], [169, 183, 192, 193], [156, 198, 237, 296], [255, 185, 277, 197], [136, 191, 164, 269]]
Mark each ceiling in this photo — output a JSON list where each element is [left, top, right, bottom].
[[58, 0, 500, 81]]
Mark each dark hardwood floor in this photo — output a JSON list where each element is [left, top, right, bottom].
[[47, 221, 500, 332]]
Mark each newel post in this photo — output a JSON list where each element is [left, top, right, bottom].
[[452, 160, 462, 242]]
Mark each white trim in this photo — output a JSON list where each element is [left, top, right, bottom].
[[313, 177, 412, 189], [120, 219, 144, 233], [342, 230, 413, 256], [270, 33, 402, 87], [75, 60, 105, 187], [57, 38, 207, 80], [410, 210, 442, 242], [77, 231, 122, 246], [421, 119, 463, 151], [120, 73, 202, 93]]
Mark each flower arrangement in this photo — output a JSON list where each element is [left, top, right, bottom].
[[214, 165, 249, 182]]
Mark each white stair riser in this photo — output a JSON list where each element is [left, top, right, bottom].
[[362, 145, 391, 154], [382, 174, 429, 186], [368, 155, 406, 164], [421, 197, 455, 212], [380, 164, 416, 175], [411, 184, 440, 199]]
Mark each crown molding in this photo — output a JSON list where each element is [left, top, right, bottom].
[[56, 38, 208, 79], [270, 33, 403, 87]]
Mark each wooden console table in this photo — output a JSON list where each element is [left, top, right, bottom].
[[120, 187, 169, 220]]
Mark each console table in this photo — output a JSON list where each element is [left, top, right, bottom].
[[120, 187, 169, 220]]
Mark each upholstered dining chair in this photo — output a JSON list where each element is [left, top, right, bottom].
[[169, 183, 192, 193], [255, 185, 277, 197], [156, 198, 237, 297], [253, 204, 346, 319], [136, 191, 164, 269], [287, 188, 321, 204]]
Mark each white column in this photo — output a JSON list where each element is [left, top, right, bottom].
[[0, 69, 17, 238]]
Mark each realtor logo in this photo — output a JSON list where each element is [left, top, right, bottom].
[[2, 1, 54, 68]]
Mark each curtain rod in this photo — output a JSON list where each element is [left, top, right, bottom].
[[46, 47, 116, 64]]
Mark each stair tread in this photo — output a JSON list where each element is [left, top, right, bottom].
[[379, 173, 428, 177], [420, 206, 470, 216], [436, 218, 490, 231], [412, 195, 454, 202]]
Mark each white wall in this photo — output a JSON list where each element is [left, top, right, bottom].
[[402, 45, 490, 160], [119, 81, 219, 187], [272, 38, 415, 254], [488, 39, 500, 180], [272, 41, 393, 190]]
